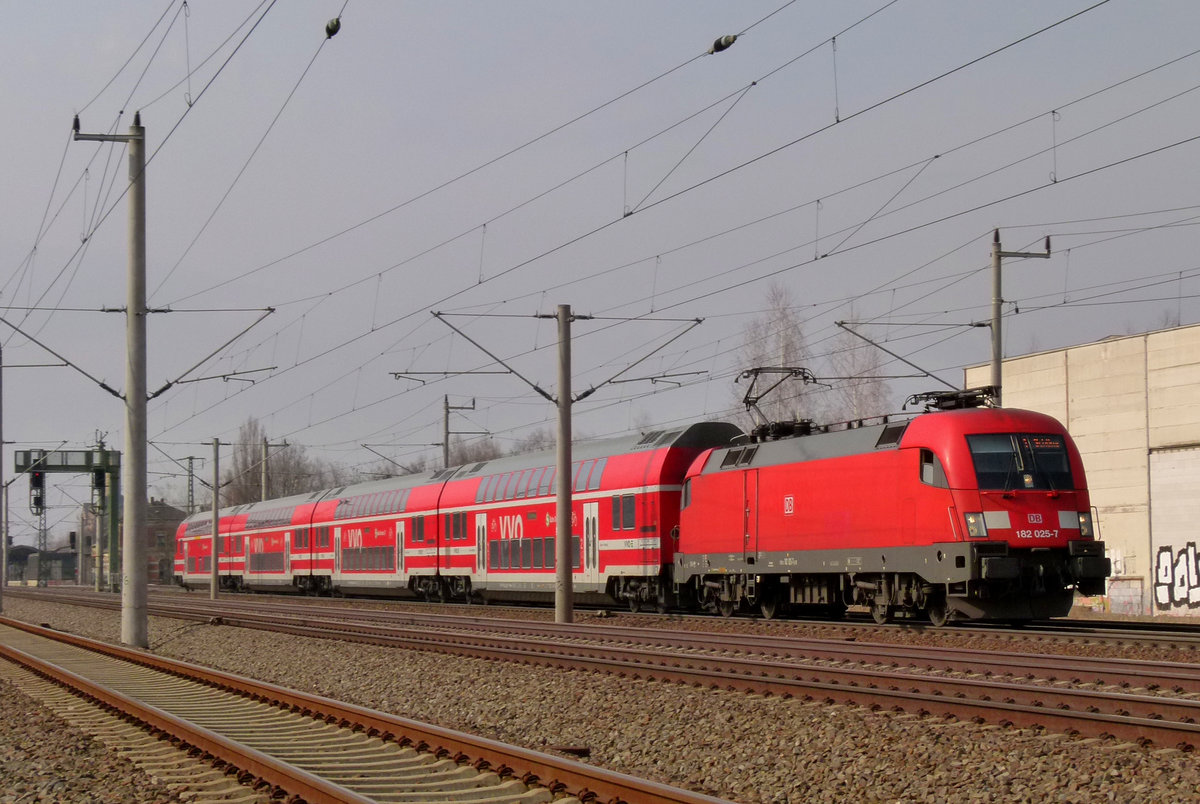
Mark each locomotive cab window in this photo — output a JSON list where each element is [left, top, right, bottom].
[[919, 449, 949, 488], [966, 433, 1074, 491]]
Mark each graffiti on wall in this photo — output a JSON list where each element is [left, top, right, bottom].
[[1154, 542, 1200, 610]]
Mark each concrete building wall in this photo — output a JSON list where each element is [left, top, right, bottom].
[[966, 322, 1200, 616]]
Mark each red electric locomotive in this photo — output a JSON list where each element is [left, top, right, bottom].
[[674, 389, 1111, 624]]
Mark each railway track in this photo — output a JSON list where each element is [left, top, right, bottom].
[[22, 585, 1200, 655], [8, 588, 1200, 753], [17, 588, 1200, 692], [0, 616, 729, 804]]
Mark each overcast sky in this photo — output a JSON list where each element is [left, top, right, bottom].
[[3, 1, 1198, 540]]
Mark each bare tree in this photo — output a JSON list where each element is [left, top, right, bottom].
[[509, 427, 554, 456], [221, 417, 348, 505], [447, 436, 503, 467], [734, 281, 829, 426], [824, 322, 892, 420]]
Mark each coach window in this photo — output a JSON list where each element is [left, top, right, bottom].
[[526, 467, 544, 498], [587, 457, 607, 490], [622, 494, 636, 530], [573, 460, 590, 492], [489, 540, 500, 570], [521, 538, 532, 568], [532, 538, 543, 569], [505, 472, 523, 500], [539, 467, 555, 496], [920, 449, 949, 488]]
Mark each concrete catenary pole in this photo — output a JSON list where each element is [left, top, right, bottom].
[[443, 395, 450, 470], [990, 231, 1003, 403], [0, 341, 4, 614], [1, 486, 7, 608], [990, 229, 1051, 407], [554, 304, 574, 624], [122, 113, 148, 647], [210, 438, 219, 600], [74, 113, 148, 647]]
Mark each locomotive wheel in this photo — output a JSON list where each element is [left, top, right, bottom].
[[870, 602, 893, 625], [718, 598, 736, 618], [759, 596, 778, 621], [926, 599, 950, 628]]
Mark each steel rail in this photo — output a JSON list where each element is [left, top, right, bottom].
[[205, 609, 1200, 749], [21, 585, 1200, 651], [10, 600, 1200, 751], [42, 588, 1198, 693], [13, 587, 1200, 694], [0, 617, 730, 804], [162, 608, 1200, 750], [0, 636, 376, 804]]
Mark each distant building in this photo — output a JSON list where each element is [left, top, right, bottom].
[[966, 322, 1200, 616], [147, 498, 186, 583], [5, 545, 37, 585], [77, 497, 187, 587]]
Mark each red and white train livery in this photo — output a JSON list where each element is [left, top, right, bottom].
[[175, 398, 1110, 623], [175, 422, 740, 608]]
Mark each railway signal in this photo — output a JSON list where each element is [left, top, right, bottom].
[[30, 470, 44, 513]]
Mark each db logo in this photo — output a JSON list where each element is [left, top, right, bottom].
[[1027, 513, 1043, 524], [783, 495, 795, 516]]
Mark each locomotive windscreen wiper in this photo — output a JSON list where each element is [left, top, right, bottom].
[[1001, 435, 1020, 492]]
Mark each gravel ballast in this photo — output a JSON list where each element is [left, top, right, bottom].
[[0, 669, 185, 804], [3, 597, 1198, 803]]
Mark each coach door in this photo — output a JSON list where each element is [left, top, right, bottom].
[[583, 501, 600, 586], [396, 520, 406, 575], [743, 470, 759, 565], [333, 527, 342, 578], [475, 513, 488, 577]]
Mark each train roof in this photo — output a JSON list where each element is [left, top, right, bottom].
[[437, 420, 743, 481], [181, 421, 743, 531], [701, 419, 908, 474], [696, 406, 1075, 475]]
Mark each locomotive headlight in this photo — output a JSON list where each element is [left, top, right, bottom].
[[964, 512, 987, 539], [1078, 511, 1093, 538]]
